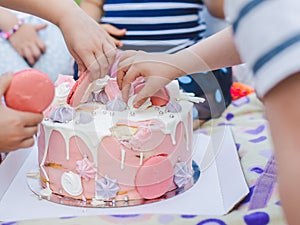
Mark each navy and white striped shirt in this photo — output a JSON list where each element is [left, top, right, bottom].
[[225, 0, 300, 97], [101, 0, 206, 52]]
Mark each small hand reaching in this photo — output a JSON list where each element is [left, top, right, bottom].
[[116, 50, 185, 108]]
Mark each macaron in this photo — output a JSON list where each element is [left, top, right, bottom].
[[135, 154, 174, 199], [67, 72, 91, 107], [4, 68, 55, 113]]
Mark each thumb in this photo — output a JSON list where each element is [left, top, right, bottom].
[[0, 73, 13, 100], [35, 23, 48, 31]]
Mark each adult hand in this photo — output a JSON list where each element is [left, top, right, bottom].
[[0, 73, 43, 152], [57, 10, 117, 81], [116, 50, 183, 108], [101, 23, 126, 48], [9, 23, 47, 66]]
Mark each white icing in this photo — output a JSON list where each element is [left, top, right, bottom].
[[40, 186, 52, 197], [61, 171, 83, 196], [120, 149, 126, 170], [127, 94, 152, 111], [54, 82, 72, 105], [139, 152, 144, 166], [39, 124, 52, 184]]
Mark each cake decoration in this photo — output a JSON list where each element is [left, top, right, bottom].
[[174, 162, 193, 188], [76, 157, 96, 181], [49, 106, 74, 123], [135, 154, 174, 199], [88, 90, 109, 104], [76, 111, 94, 124], [106, 97, 127, 111], [96, 175, 120, 200], [127, 94, 152, 111], [4, 68, 55, 113], [61, 171, 83, 196], [36, 74, 203, 207], [166, 98, 182, 113]]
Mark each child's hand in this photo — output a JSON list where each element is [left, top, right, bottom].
[[100, 24, 126, 47], [57, 10, 117, 80], [0, 73, 43, 152], [9, 23, 47, 66], [116, 50, 183, 108]]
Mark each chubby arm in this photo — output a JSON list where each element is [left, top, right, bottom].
[[117, 27, 242, 107], [0, 6, 19, 31], [263, 72, 300, 225], [0, 7, 47, 66], [0, 0, 81, 26]]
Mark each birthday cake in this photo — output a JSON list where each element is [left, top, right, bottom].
[[37, 74, 201, 206]]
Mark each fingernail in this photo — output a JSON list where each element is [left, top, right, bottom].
[[133, 100, 141, 108]]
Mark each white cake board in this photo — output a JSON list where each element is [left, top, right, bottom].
[[0, 126, 249, 222]]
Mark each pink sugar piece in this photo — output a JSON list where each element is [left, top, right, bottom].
[[104, 79, 122, 101], [135, 154, 174, 199], [4, 68, 55, 113]]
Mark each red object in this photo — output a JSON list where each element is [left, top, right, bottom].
[[4, 69, 55, 113], [230, 82, 255, 100]]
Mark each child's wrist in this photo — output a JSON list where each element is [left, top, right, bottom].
[[0, 19, 24, 40]]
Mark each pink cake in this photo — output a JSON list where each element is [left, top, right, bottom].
[[37, 75, 200, 206]]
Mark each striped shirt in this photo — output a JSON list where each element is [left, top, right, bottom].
[[101, 0, 206, 53], [224, 0, 300, 97]]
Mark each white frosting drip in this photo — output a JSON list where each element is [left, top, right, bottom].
[[61, 171, 83, 196], [139, 152, 144, 166], [39, 124, 53, 184], [120, 149, 126, 170], [42, 100, 192, 164]]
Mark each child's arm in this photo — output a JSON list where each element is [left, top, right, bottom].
[[80, 0, 104, 22], [80, 0, 126, 47], [263, 72, 300, 225], [0, 7, 47, 66], [0, 0, 116, 80], [0, 6, 19, 31], [117, 27, 242, 107], [204, 0, 225, 19]]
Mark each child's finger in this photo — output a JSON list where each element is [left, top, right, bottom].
[[0, 73, 13, 98]]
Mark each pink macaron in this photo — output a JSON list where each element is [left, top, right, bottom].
[[4, 68, 55, 113], [135, 154, 174, 199], [67, 71, 91, 107]]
